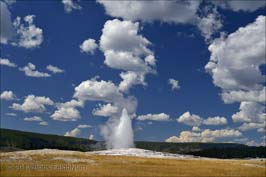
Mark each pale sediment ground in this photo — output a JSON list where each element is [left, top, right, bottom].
[[0, 149, 265, 177]]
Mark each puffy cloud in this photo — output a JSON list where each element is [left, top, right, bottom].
[[62, 0, 81, 13], [98, 1, 223, 41], [168, 78, 180, 90], [177, 112, 202, 127], [74, 78, 137, 117], [92, 103, 119, 117], [0, 3, 43, 48], [206, 16, 265, 93], [24, 116, 42, 121], [51, 107, 81, 121], [238, 122, 265, 132], [232, 102, 265, 123], [232, 102, 265, 133], [100, 19, 154, 72], [201, 129, 242, 141], [64, 128, 81, 137], [19, 63, 51, 77], [205, 16, 266, 133], [165, 136, 182, 143], [24, 116, 48, 126], [0, 58, 17, 67], [39, 121, 48, 126], [137, 113, 170, 121], [178, 111, 228, 127], [51, 99, 83, 121], [11, 95, 54, 113], [221, 88, 266, 104], [100, 19, 156, 92], [145, 55, 156, 66], [13, 15, 43, 48], [119, 71, 146, 92], [213, 0, 265, 12], [46, 65, 64, 74], [166, 131, 202, 143], [97, 0, 200, 24], [0, 90, 16, 100], [77, 124, 92, 128], [102, 50, 149, 72], [80, 38, 98, 54], [166, 129, 242, 143], [74, 79, 123, 102], [0, 1, 14, 44], [197, 8, 222, 42], [64, 124, 91, 137], [203, 116, 227, 125], [192, 126, 201, 132]]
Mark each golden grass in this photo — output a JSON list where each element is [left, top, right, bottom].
[[0, 151, 265, 177]]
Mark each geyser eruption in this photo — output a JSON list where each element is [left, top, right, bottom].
[[112, 108, 134, 149]]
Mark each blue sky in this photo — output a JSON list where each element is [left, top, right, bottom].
[[0, 0, 265, 146]]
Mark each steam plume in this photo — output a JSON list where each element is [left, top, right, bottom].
[[113, 108, 134, 149], [101, 108, 134, 149]]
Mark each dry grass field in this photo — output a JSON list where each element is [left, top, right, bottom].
[[0, 150, 265, 177]]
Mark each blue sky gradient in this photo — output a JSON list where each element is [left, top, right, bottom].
[[1, 0, 265, 146]]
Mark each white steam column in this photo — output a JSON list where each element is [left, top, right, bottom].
[[113, 108, 134, 149]]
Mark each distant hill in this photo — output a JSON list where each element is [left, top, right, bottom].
[[135, 141, 265, 159], [1, 128, 265, 158], [0, 128, 102, 152]]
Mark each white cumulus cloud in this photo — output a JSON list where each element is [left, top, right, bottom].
[[64, 128, 81, 137], [0, 90, 16, 100], [97, 0, 200, 24], [166, 129, 242, 143], [11, 95, 54, 113], [74, 78, 137, 117], [213, 0, 265, 12], [97, 1, 222, 42], [206, 16, 265, 95], [168, 78, 180, 90], [80, 38, 98, 54], [177, 112, 202, 127], [137, 113, 170, 121], [203, 116, 227, 125], [232, 102, 265, 123], [39, 121, 48, 126], [46, 65, 64, 74], [62, 0, 81, 13], [19, 63, 51, 77], [92, 103, 119, 117], [51, 99, 83, 121], [0, 58, 17, 67], [205, 15, 266, 133], [100, 19, 156, 92], [13, 15, 43, 48], [238, 122, 265, 132]]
